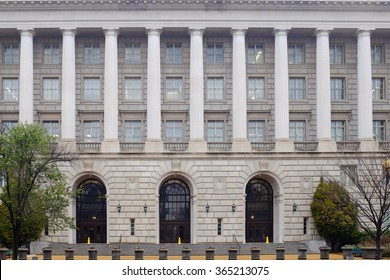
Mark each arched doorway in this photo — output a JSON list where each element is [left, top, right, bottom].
[[159, 179, 191, 243], [245, 178, 274, 242], [76, 179, 107, 243]]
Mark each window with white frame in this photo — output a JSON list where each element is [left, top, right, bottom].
[[329, 44, 344, 64], [43, 78, 60, 101], [331, 120, 346, 141], [125, 44, 141, 64], [124, 120, 143, 142], [84, 44, 100, 64], [372, 78, 385, 100], [289, 121, 306, 141], [289, 78, 305, 100], [2, 78, 19, 101], [371, 45, 384, 64], [373, 120, 386, 141], [165, 120, 184, 141], [124, 77, 142, 101], [43, 44, 60, 64], [207, 77, 224, 100], [3, 45, 19, 64], [331, 78, 346, 101], [43, 121, 60, 138], [207, 120, 225, 142], [247, 44, 264, 64], [0, 175, 5, 188], [1, 121, 17, 133], [340, 165, 357, 187], [248, 77, 265, 101], [207, 44, 223, 64], [165, 77, 183, 101], [166, 44, 182, 64], [83, 121, 101, 142], [248, 120, 266, 142], [83, 78, 101, 101], [288, 44, 304, 64]]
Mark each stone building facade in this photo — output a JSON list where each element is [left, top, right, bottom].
[[1, 0, 390, 245]]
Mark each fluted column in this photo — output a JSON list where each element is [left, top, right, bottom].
[[145, 28, 163, 152], [232, 29, 250, 152], [189, 28, 207, 152], [18, 29, 34, 124], [61, 29, 76, 142], [102, 29, 120, 152], [274, 29, 293, 152], [357, 29, 373, 144]]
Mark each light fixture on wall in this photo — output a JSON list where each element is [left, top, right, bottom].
[[143, 203, 148, 213], [293, 202, 297, 212], [232, 203, 236, 212], [205, 203, 210, 213], [117, 203, 122, 213]]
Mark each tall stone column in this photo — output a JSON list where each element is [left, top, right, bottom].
[[189, 28, 207, 152], [316, 29, 336, 152], [18, 29, 34, 124], [274, 29, 293, 152], [61, 29, 76, 145], [145, 28, 163, 152], [357, 29, 374, 151], [232, 29, 250, 152], [102, 29, 120, 153]]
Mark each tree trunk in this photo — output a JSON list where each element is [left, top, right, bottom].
[[375, 233, 381, 260], [12, 228, 19, 260]]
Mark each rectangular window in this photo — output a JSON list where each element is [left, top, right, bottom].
[[84, 44, 100, 64], [207, 44, 223, 64], [331, 120, 346, 141], [329, 44, 344, 64], [248, 120, 266, 142], [340, 165, 357, 187], [2, 78, 19, 101], [207, 77, 224, 100], [217, 218, 222, 236], [331, 78, 346, 100], [124, 121, 143, 142], [83, 78, 100, 101], [289, 121, 306, 141], [3, 45, 19, 64], [207, 121, 224, 142], [165, 77, 183, 101], [1, 121, 17, 133], [166, 44, 182, 64], [0, 176, 6, 188], [125, 44, 141, 64], [43, 78, 60, 101], [303, 217, 309, 235], [43, 121, 60, 138], [83, 121, 101, 142], [289, 78, 305, 100], [165, 121, 183, 141], [247, 44, 264, 64], [288, 44, 304, 64], [43, 44, 60, 64], [124, 77, 142, 100], [130, 219, 135, 236], [248, 77, 265, 100], [372, 78, 385, 100], [373, 120, 385, 141], [371, 45, 384, 64]]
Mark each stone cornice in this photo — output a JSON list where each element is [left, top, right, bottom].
[[1, 0, 390, 12]]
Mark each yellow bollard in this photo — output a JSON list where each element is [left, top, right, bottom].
[[178, 237, 181, 244], [87, 237, 90, 244], [265, 236, 269, 243]]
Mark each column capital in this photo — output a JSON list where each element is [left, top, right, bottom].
[[146, 28, 162, 36], [61, 29, 77, 36], [17, 28, 35, 37], [188, 28, 205, 36], [103, 28, 119, 36], [356, 28, 374, 36], [273, 28, 290, 36], [315, 28, 333, 36], [231, 28, 247, 37]]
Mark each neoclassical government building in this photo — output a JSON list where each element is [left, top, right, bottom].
[[1, 0, 390, 246]]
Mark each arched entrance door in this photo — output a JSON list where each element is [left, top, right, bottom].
[[246, 178, 273, 242], [76, 179, 107, 243], [159, 179, 191, 243]]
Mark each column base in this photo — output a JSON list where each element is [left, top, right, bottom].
[[101, 140, 120, 153], [317, 140, 337, 153], [145, 140, 164, 153], [275, 140, 294, 153], [188, 140, 207, 153], [59, 139, 77, 152], [360, 139, 376, 152], [232, 140, 251, 153]]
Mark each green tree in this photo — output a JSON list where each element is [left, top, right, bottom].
[[311, 178, 360, 251], [0, 123, 76, 259]]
